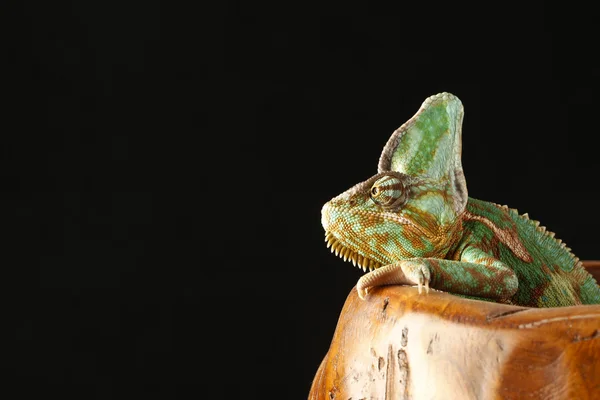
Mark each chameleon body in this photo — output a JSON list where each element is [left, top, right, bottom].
[[321, 92, 600, 307]]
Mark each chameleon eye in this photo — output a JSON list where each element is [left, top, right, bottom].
[[370, 175, 406, 209]]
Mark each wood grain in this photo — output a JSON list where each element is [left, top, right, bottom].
[[309, 261, 600, 400]]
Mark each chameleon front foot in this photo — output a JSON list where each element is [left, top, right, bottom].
[[356, 260, 431, 300]]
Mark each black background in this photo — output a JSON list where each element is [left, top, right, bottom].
[[6, 1, 600, 399]]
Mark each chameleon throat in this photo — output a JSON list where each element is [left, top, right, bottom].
[[325, 230, 382, 272]]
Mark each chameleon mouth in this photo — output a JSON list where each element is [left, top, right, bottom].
[[324, 231, 382, 272]]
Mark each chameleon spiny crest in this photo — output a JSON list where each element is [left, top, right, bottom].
[[321, 92, 600, 307]]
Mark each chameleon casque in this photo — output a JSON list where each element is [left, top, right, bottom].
[[321, 92, 600, 307]]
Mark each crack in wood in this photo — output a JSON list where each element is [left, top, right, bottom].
[[401, 326, 408, 347], [572, 329, 600, 343], [382, 297, 390, 316], [397, 349, 409, 400], [486, 308, 528, 321]]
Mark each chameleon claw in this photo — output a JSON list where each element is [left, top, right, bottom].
[[357, 287, 369, 300], [417, 276, 430, 295]]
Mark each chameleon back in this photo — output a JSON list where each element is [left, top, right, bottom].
[[460, 198, 600, 307]]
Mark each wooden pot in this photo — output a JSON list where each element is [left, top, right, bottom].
[[309, 262, 600, 400]]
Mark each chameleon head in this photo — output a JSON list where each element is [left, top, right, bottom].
[[321, 171, 439, 272], [321, 92, 468, 273]]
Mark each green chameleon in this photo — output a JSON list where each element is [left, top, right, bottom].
[[321, 92, 600, 307]]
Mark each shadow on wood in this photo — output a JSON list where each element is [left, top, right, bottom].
[[309, 262, 600, 400]]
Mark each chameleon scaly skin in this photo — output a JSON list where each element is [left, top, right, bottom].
[[321, 93, 600, 307]]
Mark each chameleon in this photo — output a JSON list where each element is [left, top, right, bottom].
[[321, 92, 600, 307]]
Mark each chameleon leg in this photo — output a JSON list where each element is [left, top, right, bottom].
[[356, 246, 518, 301]]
